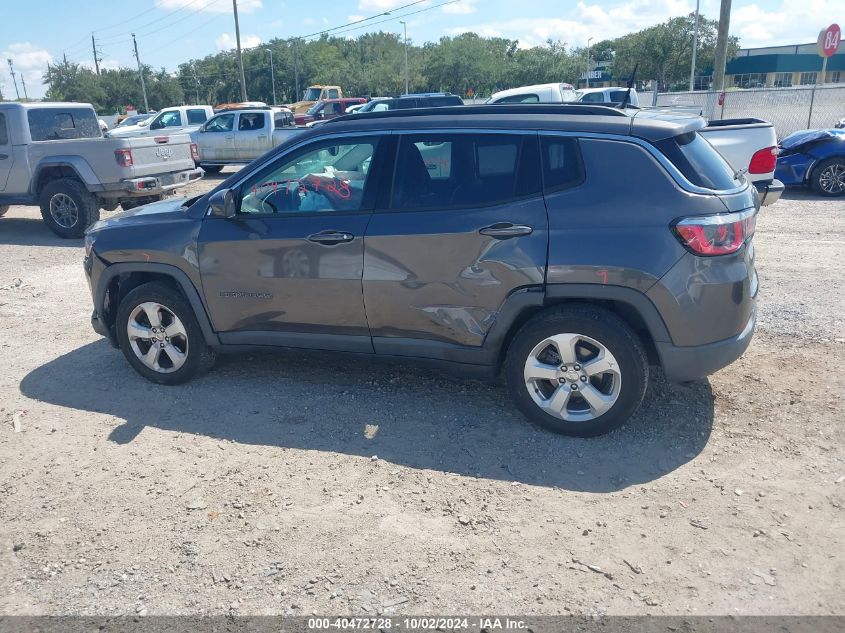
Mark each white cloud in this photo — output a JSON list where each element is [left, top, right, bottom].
[[443, 0, 477, 14], [2, 42, 53, 99], [155, 0, 262, 13], [728, 0, 845, 48], [215, 32, 262, 51], [348, 14, 366, 22], [303, 17, 316, 25], [357, 0, 408, 10]]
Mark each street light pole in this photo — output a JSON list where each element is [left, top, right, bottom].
[[232, 0, 248, 101], [400, 20, 409, 94], [269, 48, 277, 105], [131, 34, 150, 113], [689, 0, 700, 91], [585, 37, 593, 88]]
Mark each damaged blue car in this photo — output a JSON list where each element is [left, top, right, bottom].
[[775, 128, 845, 197]]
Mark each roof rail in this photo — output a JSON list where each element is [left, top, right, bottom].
[[332, 103, 631, 124]]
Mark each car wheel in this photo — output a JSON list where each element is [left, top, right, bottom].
[[0, 205, 9, 218], [38, 179, 100, 238], [115, 281, 216, 385], [200, 164, 224, 174], [505, 305, 648, 437], [811, 158, 845, 197]]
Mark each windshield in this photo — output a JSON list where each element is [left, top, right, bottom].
[[303, 87, 322, 101], [560, 84, 578, 101]]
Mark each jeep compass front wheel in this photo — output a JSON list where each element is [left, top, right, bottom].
[[505, 306, 648, 437], [116, 281, 216, 385]]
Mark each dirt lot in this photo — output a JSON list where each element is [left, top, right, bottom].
[[0, 172, 842, 616]]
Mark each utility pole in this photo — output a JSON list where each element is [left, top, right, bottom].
[[585, 37, 593, 88], [20, 74, 28, 100], [400, 21, 409, 94], [232, 0, 247, 101], [7, 59, 20, 100], [269, 48, 277, 105], [91, 33, 101, 75], [689, 0, 700, 91], [712, 0, 732, 92], [193, 62, 201, 103], [294, 39, 300, 100], [131, 33, 150, 113]]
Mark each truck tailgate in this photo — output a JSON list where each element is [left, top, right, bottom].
[[125, 134, 195, 177], [700, 119, 777, 181]]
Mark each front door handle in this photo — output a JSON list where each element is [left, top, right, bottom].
[[479, 223, 533, 238], [308, 231, 354, 245]]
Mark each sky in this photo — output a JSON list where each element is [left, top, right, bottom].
[[2, 0, 843, 99]]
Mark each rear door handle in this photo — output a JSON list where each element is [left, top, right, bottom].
[[479, 223, 533, 238], [308, 231, 354, 245]]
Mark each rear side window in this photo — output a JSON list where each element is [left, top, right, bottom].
[[656, 132, 740, 190], [28, 108, 101, 141], [0, 113, 7, 145], [391, 133, 540, 210], [428, 96, 463, 106], [397, 98, 417, 109], [579, 92, 605, 103], [540, 137, 585, 192], [238, 112, 266, 131], [187, 109, 208, 124], [608, 90, 628, 102]]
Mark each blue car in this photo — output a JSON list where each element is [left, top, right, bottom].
[[775, 128, 845, 197]]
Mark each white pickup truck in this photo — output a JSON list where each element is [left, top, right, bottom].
[[107, 105, 214, 139], [191, 107, 302, 172], [700, 118, 784, 206], [0, 102, 202, 237]]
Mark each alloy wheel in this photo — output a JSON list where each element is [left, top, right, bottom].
[[819, 163, 845, 195], [127, 302, 189, 373], [523, 333, 622, 422], [49, 193, 79, 228]]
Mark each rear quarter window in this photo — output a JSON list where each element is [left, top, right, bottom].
[[0, 113, 8, 145], [541, 137, 585, 192], [656, 132, 740, 190], [28, 108, 101, 141]]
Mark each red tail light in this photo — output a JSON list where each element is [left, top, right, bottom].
[[673, 209, 757, 256], [190, 142, 199, 162], [114, 148, 133, 167], [748, 146, 777, 174]]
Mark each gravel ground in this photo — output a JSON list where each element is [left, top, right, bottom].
[[0, 173, 842, 616]]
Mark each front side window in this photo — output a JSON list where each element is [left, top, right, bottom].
[[157, 111, 183, 128], [391, 134, 539, 211], [204, 113, 234, 132], [495, 93, 540, 104], [27, 108, 101, 141], [327, 89, 339, 99], [239, 138, 380, 215], [322, 103, 338, 116], [187, 109, 208, 124]]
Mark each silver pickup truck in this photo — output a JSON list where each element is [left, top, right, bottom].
[[191, 107, 302, 172], [0, 102, 202, 237]]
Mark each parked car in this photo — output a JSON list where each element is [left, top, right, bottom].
[[287, 85, 344, 114], [0, 102, 202, 237], [577, 86, 641, 106], [191, 107, 302, 171], [294, 99, 367, 126], [699, 118, 783, 205], [487, 83, 577, 104], [355, 93, 464, 113], [107, 105, 213, 138], [775, 128, 845, 196], [84, 104, 759, 437]]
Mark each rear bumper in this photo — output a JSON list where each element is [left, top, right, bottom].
[[116, 168, 204, 198], [657, 308, 756, 382], [755, 178, 784, 206]]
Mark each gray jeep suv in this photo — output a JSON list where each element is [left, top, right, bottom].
[[84, 105, 759, 437]]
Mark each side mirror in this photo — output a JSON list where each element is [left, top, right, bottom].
[[150, 119, 163, 130], [209, 188, 237, 218], [317, 111, 325, 119]]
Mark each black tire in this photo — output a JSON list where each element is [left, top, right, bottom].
[[811, 158, 845, 197], [0, 205, 9, 218], [38, 179, 100, 238], [505, 305, 648, 437], [115, 281, 216, 385], [121, 195, 162, 211], [200, 164, 224, 174]]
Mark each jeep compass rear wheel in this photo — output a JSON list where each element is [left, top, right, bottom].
[[116, 281, 216, 385], [506, 306, 648, 437]]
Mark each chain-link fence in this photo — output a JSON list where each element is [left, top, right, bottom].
[[654, 86, 845, 140]]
